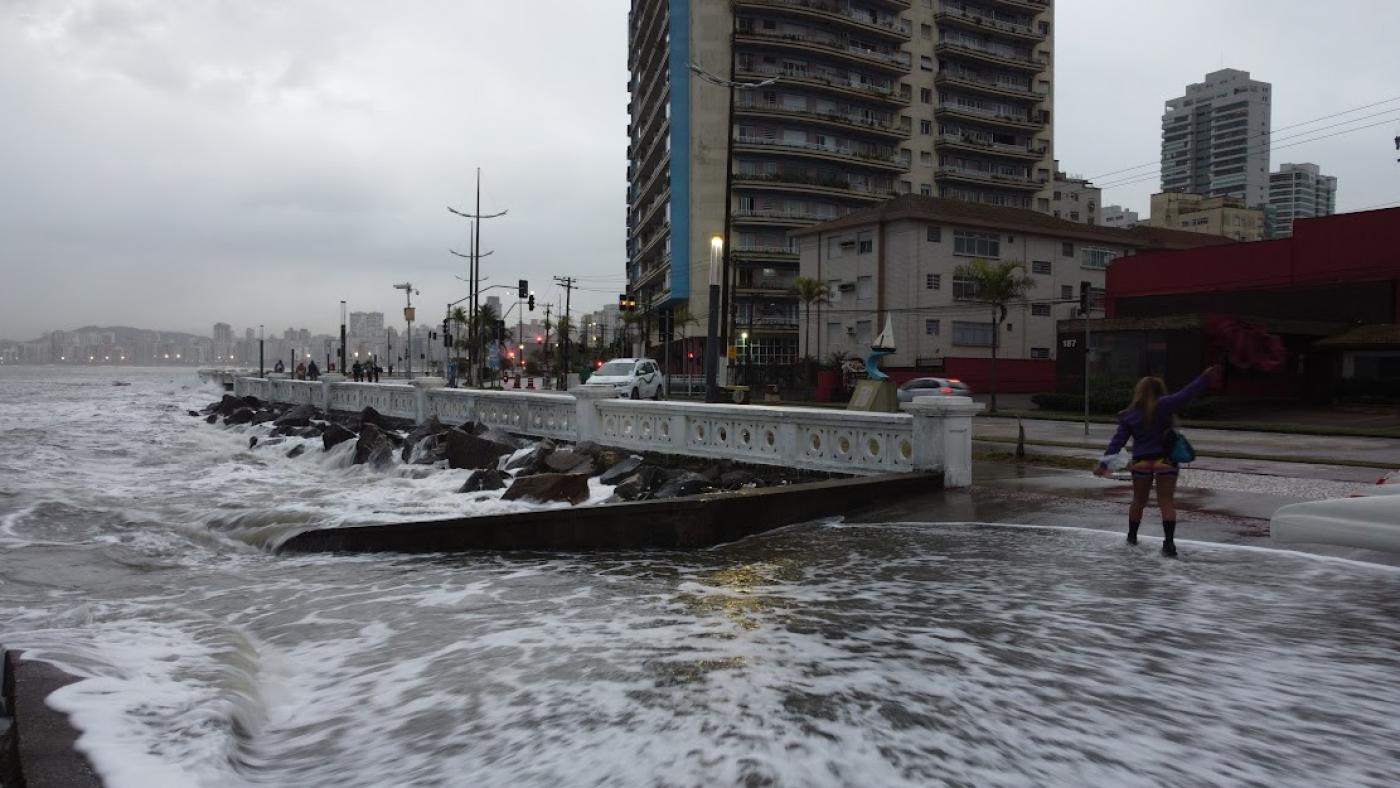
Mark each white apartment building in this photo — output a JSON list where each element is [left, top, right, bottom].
[[792, 195, 1227, 387], [1161, 69, 1272, 207], [1100, 204, 1139, 228], [1049, 161, 1100, 224], [1267, 162, 1337, 238], [627, 0, 1057, 371]]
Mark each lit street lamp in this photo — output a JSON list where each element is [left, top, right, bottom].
[[705, 235, 723, 403]]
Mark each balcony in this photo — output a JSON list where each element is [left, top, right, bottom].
[[733, 245, 800, 262], [630, 150, 671, 205], [975, 0, 1049, 14], [633, 255, 671, 288], [935, 6, 1045, 42], [934, 71, 1043, 103], [934, 41, 1046, 73], [633, 223, 672, 261], [736, 65, 909, 106], [733, 207, 842, 227], [935, 165, 1045, 190], [733, 101, 904, 140], [733, 171, 897, 201], [934, 103, 1042, 130], [734, 31, 910, 74], [737, 273, 799, 293], [733, 136, 907, 171], [937, 134, 1046, 161], [735, 0, 911, 41], [629, 187, 671, 238]]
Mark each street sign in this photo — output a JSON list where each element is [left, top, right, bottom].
[[404, 306, 416, 322]]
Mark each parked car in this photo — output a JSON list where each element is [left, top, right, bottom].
[[584, 357, 665, 399], [896, 377, 974, 404]]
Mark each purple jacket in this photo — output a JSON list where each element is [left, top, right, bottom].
[[1100, 372, 1212, 464]]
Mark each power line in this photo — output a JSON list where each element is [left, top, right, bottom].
[[1085, 94, 1400, 182]]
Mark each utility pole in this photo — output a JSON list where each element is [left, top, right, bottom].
[[339, 301, 347, 376], [447, 169, 507, 387], [554, 276, 576, 390], [542, 304, 553, 388]]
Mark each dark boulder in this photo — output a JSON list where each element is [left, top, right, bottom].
[[241, 395, 262, 408], [653, 471, 712, 500], [544, 449, 591, 474], [501, 473, 591, 506], [718, 470, 762, 490], [205, 414, 218, 424], [573, 441, 603, 459], [598, 456, 644, 485], [274, 404, 318, 428], [187, 409, 201, 418], [458, 469, 506, 493], [352, 423, 395, 469], [612, 465, 667, 501], [252, 410, 278, 425], [359, 406, 393, 431], [286, 444, 307, 459], [297, 425, 324, 439], [408, 434, 449, 465], [444, 428, 515, 470], [322, 423, 356, 451], [225, 407, 256, 425], [401, 416, 447, 462], [478, 427, 523, 450], [504, 438, 555, 475], [215, 395, 244, 416], [595, 448, 627, 470], [248, 436, 258, 449]]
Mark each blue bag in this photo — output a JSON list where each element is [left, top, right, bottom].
[[1168, 430, 1196, 465]]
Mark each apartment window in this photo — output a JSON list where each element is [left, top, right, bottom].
[[855, 320, 873, 346], [927, 226, 941, 242], [1032, 260, 1052, 275], [920, 183, 933, 196], [925, 319, 941, 336], [857, 275, 874, 300], [1060, 284, 1073, 301], [952, 320, 995, 347], [920, 88, 932, 104], [1081, 248, 1119, 270], [953, 230, 1000, 258], [920, 119, 933, 135], [1031, 303, 1051, 317], [1061, 241, 1075, 257], [1030, 347, 1050, 359], [857, 231, 873, 254], [826, 322, 843, 347], [919, 151, 932, 165], [827, 279, 842, 304], [952, 275, 979, 301], [920, 24, 932, 40], [1070, 211, 1080, 221], [920, 55, 933, 72], [925, 273, 942, 290]]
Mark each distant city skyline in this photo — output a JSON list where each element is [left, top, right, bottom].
[[3, 1, 1399, 339]]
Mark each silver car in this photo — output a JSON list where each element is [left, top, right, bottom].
[[896, 377, 974, 404]]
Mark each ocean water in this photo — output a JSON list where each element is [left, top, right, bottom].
[[2, 366, 1399, 788]]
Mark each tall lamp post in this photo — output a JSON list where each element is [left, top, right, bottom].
[[394, 282, 418, 378], [339, 301, 348, 375], [258, 324, 265, 377], [704, 235, 723, 402]]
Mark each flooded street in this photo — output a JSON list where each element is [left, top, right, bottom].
[[3, 367, 1399, 787]]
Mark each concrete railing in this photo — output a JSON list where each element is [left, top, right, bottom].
[[233, 377, 983, 487]]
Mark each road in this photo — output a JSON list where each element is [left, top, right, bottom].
[[974, 416, 1400, 468]]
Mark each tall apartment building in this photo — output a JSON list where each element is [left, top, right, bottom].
[[349, 312, 385, 338], [1144, 191, 1265, 242], [626, 0, 1056, 368], [1161, 69, 1272, 207], [1048, 160, 1099, 224], [1100, 204, 1138, 228], [1267, 162, 1337, 238]]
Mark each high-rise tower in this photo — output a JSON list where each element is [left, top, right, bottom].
[[1160, 69, 1272, 207]]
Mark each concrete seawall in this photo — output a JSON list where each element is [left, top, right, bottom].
[[1, 649, 102, 788]]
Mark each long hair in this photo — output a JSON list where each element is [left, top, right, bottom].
[[1125, 376, 1167, 427]]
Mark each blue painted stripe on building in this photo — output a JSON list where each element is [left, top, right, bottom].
[[666, 0, 690, 308]]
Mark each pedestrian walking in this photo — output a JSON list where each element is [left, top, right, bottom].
[[295, 361, 307, 380], [1095, 366, 1220, 557], [447, 358, 458, 388], [352, 361, 363, 382], [307, 360, 319, 380], [274, 360, 285, 374], [373, 364, 381, 383]]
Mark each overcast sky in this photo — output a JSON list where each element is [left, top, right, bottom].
[[3, 0, 1398, 341]]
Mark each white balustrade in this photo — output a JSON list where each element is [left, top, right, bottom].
[[232, 380, 984, 487]]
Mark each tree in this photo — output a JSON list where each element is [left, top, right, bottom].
[[619, 310, 644, 357], [952, 258, 1036, 414], [789, 276, 831, 364]]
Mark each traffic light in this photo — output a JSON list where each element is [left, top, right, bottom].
[[619, 293, 637, 312], [528, 294, 536, 311], [494, 320, 506, 343], [1079, 281, 1092, 315], [518, 279, 529, 299], [536, 335, 543, 344]]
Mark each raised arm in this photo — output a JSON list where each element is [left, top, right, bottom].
[[1158, 366, 1219, 415]]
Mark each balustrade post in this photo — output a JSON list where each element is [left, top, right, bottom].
[[571, 387, 616, 444], [410, 377, 445, 425], [902, 396, 984, 488], [319, 373, 346, 410]]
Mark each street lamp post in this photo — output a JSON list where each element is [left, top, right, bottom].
[[394, 282, 418, 379], [705, 236, 723, 403], [339, 301, 348, 376], [258, 324, 264, 377]]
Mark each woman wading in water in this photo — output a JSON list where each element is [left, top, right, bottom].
[[1095, 366, 1220, 556]]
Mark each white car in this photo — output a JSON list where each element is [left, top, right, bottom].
[[586, 358, 665, 399]]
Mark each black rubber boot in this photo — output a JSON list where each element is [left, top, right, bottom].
[[1162, 521, 1178, 557], [1127, 520, 1140, 545]]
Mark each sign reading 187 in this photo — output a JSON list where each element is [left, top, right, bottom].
[[1062, 338, 1078, 349]]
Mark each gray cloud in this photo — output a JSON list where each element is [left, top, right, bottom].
[[2, 0, 1397, 341]]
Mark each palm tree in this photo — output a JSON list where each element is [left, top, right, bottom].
[[952, 258, 1036, 414], [619, 310, 645, 356], [789, 276, 831, 363]]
